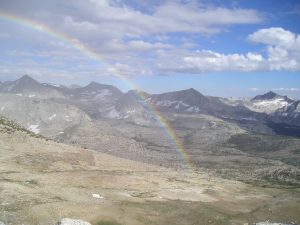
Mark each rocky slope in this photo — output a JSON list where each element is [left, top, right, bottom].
[[246, 91, 294, 114], [0, 94, 91, 138], [0, 117, 299, 225], [0, 75, 64, 99], [0, 75, 300, 186]]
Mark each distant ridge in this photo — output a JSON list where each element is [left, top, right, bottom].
[[252, 91, 293, 103]]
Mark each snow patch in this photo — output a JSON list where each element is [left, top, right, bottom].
[[48, 113, 57, 120], [186, 106, 200, 112], [210, 121, 217, 128], [28, 94, 36, 98], [47, 83, 61, 88], [122, 114, 129, 119], [241, 117, 257, 121], [58, 218, 91, 225], [126, 109, 138, 114], [246, 97, 291, 114], [107, 108, 120, 118], [92, 193, 104, 199], [0, 106, 5, 111], [15, 93, 22, 96], [65, 115, 72, 122], [178, 101, 189, 107], [28, 124, 40, 134], [253, 98, 289, 108], [155, 100, 177, 107], [95, 89, 112, 99]]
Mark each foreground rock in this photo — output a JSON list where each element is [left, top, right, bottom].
[[253, 222, 296, 225], [58, 218, 91, 225]]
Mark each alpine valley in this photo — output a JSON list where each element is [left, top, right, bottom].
[[0, 75, 300, 225]]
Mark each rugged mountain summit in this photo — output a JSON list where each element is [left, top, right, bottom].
[[64, 81, 123, 118], [273, 100, 300, 125], [150, 89, 266, 128], [252, 91, 280, 101], [150, 88, 209, 113], [238, 91, 294, 115], [0, 75, 64, 98], [0, 75, 300, 135], [106, 90, 156, 125], [0, 75, 123, 118], [4, 75, 40, 92], [0, 94, 92, 138]]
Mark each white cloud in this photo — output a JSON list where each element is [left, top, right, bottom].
[[1, 1, 299, 78], [107, 63, 152, 77], [159, 27, 300, 73], [249, 88, 300, 95], [0, 0, 264, 43], [159, 50, 267, 73], [249, 88, 260, 92], [272, 88, 300, 92], [249, 27, 300, 50], [155, 2, 262, 26], [127, 40, 172, 51]]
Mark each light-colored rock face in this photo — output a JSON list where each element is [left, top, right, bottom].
[[244, 97, 291, 114], [58, 218, 91, 225], [0, 94, 92, 138]]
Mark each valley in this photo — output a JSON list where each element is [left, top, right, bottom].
[[2, 0, 300, 224], [0, 116, 299, 225], [0, 75, 300, 224]]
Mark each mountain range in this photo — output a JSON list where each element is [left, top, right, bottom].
[[1, 75, 299, 131], [1, 75, 300, 188]]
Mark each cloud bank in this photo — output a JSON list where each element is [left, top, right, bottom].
[[0, 0, 299, 79]]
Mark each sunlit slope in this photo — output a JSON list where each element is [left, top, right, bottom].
[[0, 117, 300, 225]]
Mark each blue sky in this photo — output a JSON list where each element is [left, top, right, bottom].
[[0, 0, 300, 98]]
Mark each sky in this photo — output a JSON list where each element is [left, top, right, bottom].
[[0, 0, 300, 98]]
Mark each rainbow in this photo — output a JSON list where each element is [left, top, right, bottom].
[[0, 11, 194, 169]]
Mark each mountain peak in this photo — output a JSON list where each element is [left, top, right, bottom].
[[81, 81, 123, 97], [188, 88, 197, 92], [85, 81, 111, 90], [150, 88, 208, 110], [182, 88, 200, 95], [17, 74, 37, 82], [252, 91, 279, 101], [86, 81, 100, 87], [266, 91, 277, 96], [173, 88, 204, 98], [14, 75, 40, 87], [252, 91, 294, 103]]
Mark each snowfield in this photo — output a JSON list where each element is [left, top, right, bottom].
[[27, 124, 40, 134]]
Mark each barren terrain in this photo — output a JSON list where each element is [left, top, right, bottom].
[[0, 120, 299, 225]]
